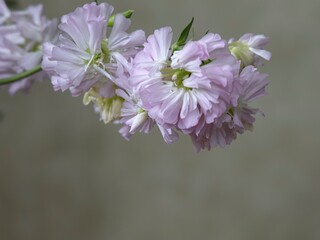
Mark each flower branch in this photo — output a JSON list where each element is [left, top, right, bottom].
[[0, 0, 271, 152]]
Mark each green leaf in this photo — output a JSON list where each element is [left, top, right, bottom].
[[108, 10, 134, 27], [177, 17, 194, 45], [171, 17, 194, 52]]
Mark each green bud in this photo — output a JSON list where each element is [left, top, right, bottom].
[[229, 41, 254, 68], [108, 10, 134, 27], [83, 88, 99, 105], [83, 88, 124, 124]]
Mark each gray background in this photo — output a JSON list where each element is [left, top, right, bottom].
[[1, 0, 320, 239]]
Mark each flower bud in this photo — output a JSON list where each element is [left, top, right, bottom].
[[83, 88, 124, 124], [229, 34, 271, 68], [229, 41, 254, 68]]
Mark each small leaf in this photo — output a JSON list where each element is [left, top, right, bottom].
[[171, 17, 194, 52], [178, 17, 194, 44]]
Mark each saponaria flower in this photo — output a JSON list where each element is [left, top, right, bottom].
[[0, 0, 58, 94], [42, 2, 145, 97], [190, 65, 270, 151], [229, 33, 271, 68], [127, 26, 240, 143]]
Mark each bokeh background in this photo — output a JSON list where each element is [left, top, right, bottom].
[[1, 0, 320, 239]]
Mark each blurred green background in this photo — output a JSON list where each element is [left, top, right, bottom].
[[1, 0, 320, 239]]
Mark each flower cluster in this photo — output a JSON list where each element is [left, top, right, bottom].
[[1, 1, 271, 151], [119, 27, 270, 151], [0, 0, 58, 94]]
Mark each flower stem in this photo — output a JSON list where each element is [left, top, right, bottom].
[[0, 65, 42, 86]]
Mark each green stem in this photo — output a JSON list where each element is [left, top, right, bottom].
[[0, 65, 42, 86]]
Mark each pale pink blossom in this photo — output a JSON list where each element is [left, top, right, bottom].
[[0, 1, 58, 94], [42, 2, 145, 96]]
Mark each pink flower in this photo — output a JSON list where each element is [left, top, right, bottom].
[[131, 27, 238, 133], [0, 1, 58, 94], [190, 66, 269, 151], [229, 33, 271, 67], [238, 34, 271, 61], [117, 88, 155, 139], [113, 59, 178, 144], [42, 2, 145, 96], [0, 0, 10, 24], [231, 65, 269, 131], [190, 115, 237, 151]]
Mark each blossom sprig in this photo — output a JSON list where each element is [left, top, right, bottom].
[[0, 1, 271, 152], [0, 0, 135, 89], [0, 0, 58, 94]]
